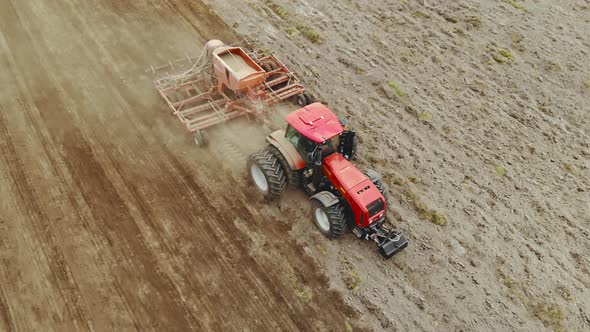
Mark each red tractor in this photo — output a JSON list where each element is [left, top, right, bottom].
[[248, 103, 408, 259]]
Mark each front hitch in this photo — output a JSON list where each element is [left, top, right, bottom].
[[377, 230, 408, 259], [369, 225, 408, 259]]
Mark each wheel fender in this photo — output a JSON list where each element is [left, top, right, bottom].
[[310, 191, 339, 207], [266, 130, 306, 170], [364, 169, 382, 182]]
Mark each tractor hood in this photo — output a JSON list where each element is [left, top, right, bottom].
[[286, 103, 343, 143], [322, 153, 386, 227]]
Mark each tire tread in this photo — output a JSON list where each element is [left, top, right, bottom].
[[325, 203, 347, 238], [249, 149, 287, 200]]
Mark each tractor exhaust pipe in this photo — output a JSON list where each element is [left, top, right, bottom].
[[312, 148, 323, 189]]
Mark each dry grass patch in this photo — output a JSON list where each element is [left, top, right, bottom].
[[403, 189, 448, 226], [344, 268, 361, 290], [496, 269, 515, 288], [463, 15, 481, 28], [387, 81, 407, 97], [563, 163, 575, 174], [411, 11, 431, 19], [266, 1, 289, 19], [494, 49, 515, 64], [418, 111, 433, 122], [501, 0, 528, 13], [495, 165, 507, 177], [532, 302, 565, 331], [296, 24, 322, 43]]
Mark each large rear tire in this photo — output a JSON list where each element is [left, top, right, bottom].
[[311, 200, 347, 239], [248, 149, 287, 200], [266, 145, 300, 188]]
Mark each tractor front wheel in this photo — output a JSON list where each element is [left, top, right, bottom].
[[248, 149, 287, 200], [311, 200, 347, 239], [374, 179, 389, 204]]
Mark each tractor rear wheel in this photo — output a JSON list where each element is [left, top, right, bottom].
[[311, 200, 347, 239], [266, 145, 300, 188], [248, 149, 287, 200]]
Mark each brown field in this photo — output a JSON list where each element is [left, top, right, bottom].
[[2, 0, 589, 331]]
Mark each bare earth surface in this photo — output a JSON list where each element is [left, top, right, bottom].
[[1, 0, 589, 331], [0, 1, 360, 331], [204, 0, 590, 331]]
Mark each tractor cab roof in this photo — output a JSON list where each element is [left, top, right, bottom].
[[286, 103, 343, 143]]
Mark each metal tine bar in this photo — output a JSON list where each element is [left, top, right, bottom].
[[161, 77, 208, 93], [189, 110, 223, 124], [147, 54, 203, 73], [208, 100, 224, 118], [189, 110, 243, 129]]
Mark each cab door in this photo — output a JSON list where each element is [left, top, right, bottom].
[[285, 125, 316, 164]]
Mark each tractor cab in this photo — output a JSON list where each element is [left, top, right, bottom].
[[284, 124, 340, 164], [284, 103, 355, 163]]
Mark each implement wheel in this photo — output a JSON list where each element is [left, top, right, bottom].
[[248, 149, 287, 200], [311, 200, 347, 239], [296, 93, 313, 107], [193, 130, 208, 147]]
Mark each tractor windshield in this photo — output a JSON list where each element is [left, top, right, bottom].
[[286, 125, 316, 163], [321, 136, 340, 156], [286, 124, 342, 163], [367, 198, 385, 218]]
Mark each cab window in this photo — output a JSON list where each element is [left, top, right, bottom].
[[285, 125, 300, 147], [285, 125, 316, 163], [321, 136, 340, 156]]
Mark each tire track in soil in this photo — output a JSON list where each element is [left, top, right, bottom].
[[53, 3, 352, 330], [59, 136, 197, 330], [0, 35, 142, 329], [0, 116, 17, 332], [69, 0, 280, 328], [37, 0, 298, 327], [1, 1, 196, 329], [160, 154, 308, 329], [0, 4, 92, 330], [41, 1, 294, 327], [0, 284, 14, 332], [0, 112, 88, 331], [13, 97, 143, 331]]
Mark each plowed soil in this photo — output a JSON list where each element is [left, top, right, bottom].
[[0, 1, 360, 330], [206, 0, 590, 331]]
